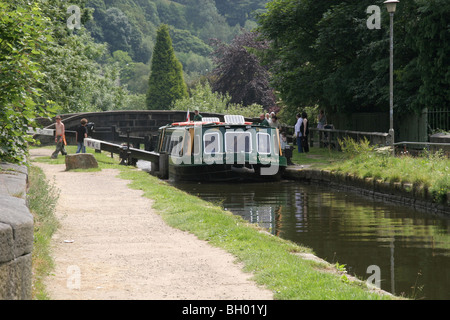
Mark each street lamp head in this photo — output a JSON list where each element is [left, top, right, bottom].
[[384, 0, 399, 13]]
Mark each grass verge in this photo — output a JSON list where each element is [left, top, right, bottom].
[[291, 146, 343, 168], [291, 143, 450, 204], [27, 165, 60, 300]]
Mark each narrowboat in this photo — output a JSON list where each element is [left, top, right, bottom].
[[155, 115, 287, 182]]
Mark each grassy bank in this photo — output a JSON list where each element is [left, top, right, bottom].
[[291, 142, 450, 204], [30, 146, 394, 299], [27, 165, 60, 299]]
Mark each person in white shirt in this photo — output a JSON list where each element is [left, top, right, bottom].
[[294, 113, 303, 153], [265, 113, 272, 125]]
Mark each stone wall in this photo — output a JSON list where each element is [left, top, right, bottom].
[[283, 167, 450, 216], [0, 163, 33, 300]]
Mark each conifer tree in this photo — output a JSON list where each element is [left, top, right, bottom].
[[146, 24, 188, 110]]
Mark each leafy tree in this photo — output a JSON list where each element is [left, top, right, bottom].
[[211, 30, 276, 110], [0, 0, 55, 163], [155, 0, 187, 30], [146, 24, 188, 110], [403, 0, 449, 111], [176, 51, 212, 76], [38, 30, 129, 113], [30, 0, 134, 113], [257, 0, 449, 117], [171, 82, 263, 118], [185, 0, 238, 42], [214, 0, 270, 27], [102, 8, 133, 54], [169, 28, 213, 56]]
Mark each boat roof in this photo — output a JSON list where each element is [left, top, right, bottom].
[[160, 115, 272, 130]]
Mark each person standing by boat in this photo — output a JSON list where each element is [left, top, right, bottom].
[[259, 114, 269, 126], [51, 115, 67, 159], [300, 112, 309, 153], [294, 113, 303, 153], [280, 131, 293, 165], [317, 110, 327, 129], [270, 114, 280, 128], [265, 113, 272, 125], [194, 110, 203, 121]]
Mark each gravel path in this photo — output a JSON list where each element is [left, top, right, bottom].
[[31, 148, 273, 300]]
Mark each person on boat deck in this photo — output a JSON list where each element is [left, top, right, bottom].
[[259, 114, 269, 126], [270, 115, 280, 128], [194, 110, 203, 121], [265, 113, 272, 125]]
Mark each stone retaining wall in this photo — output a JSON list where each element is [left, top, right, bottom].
[[283, 167, 450, 216], [0, 163, 33, 300]]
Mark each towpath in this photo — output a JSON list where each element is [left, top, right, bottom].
[[30, 148, 273, 300]]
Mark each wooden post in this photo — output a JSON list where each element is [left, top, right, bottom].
[[158, 153, 169, 179]]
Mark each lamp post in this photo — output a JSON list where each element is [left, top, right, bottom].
[[384, 0, 399, 155]]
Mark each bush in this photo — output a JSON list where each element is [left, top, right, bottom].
[[338, 137, 374, 159], [0, 2, 54, 163]]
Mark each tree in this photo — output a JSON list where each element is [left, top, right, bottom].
[[211, 30, 276, 110], [214, 0, 269, 27], [259, 0, 450, 115], [403, 0, 450, 111], [257, 0, 449, 117], [171, 82, 263, 118], [146, 24, 188, 110], [185, 0, 237, 42], [0, 0, 55, 163]]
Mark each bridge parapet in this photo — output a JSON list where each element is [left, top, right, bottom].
[[35, 110, 257, 148]]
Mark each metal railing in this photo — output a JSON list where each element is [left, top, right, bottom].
[[280, 125, 389, 150], [428, 108, 449, 133], [393, 141, 450, 156], [309, 128, 389, 149]]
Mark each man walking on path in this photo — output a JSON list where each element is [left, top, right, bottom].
[[51, 115, 67, 159], [75, 118, 88, 154]]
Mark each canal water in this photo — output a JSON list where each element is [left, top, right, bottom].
[[171, 180, 450, 300]]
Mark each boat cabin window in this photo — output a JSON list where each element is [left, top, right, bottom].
[[162, 132, 183, 155], [193, 134, 201, 155], [170, 135, 183, 156], [204, 132, 220, 154], [162, 133, 170, 153], [257, 132, 271, 154], [225, 131, 252, 153]]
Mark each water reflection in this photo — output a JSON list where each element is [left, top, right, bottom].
[[171, 180, 450, 300]]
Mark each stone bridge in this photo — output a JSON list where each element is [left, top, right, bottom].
[[36, 110, 257, 149]]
